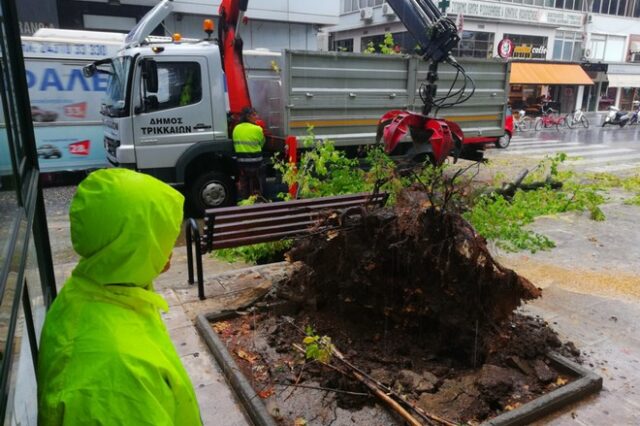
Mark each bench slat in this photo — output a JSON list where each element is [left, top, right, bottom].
[[204, 192, 386, 219], [210, 227, 338, 250], [208, 212, 320, 234], [210, 198, 382, 225], [212, 220, 319, 243]]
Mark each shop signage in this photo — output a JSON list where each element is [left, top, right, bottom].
[[498, 39, 514, 59], [17, 0, 58, 35], [512, 44, 547, 59], [581, 62, 608, 73], [449, 0, 583, 27]]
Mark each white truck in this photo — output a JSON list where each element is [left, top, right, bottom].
[[0, 29, 124, 175], [85, 0, 510, 213]]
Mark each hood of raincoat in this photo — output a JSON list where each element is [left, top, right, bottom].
[[70, 168, 184, 289]]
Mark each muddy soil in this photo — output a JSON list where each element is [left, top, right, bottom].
[[211, 188, 581, 425]]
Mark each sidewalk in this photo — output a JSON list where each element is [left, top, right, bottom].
[[47, 196, 640, 424]]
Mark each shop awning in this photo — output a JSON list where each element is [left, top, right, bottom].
[[607, 74, 640, 88], [630, 41, 640, 53], [510, 63, 594, 85]]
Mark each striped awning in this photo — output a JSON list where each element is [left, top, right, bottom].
[[510, 63, 594, 85]]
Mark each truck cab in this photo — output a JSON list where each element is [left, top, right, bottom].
[[90, 0, 241, 213]]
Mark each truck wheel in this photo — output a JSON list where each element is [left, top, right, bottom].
[[190, 171, 234, 216], [495, 133, 511, 149]]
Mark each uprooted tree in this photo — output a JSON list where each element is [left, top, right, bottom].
[[278, 167, 542, 366]]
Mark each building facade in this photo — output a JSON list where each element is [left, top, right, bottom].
[[328, 0, 640, 113], [22, 0, 340, 51]]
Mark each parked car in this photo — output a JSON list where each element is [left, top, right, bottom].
[[37, 144, 62, 159], [31, 105, 58, 122]]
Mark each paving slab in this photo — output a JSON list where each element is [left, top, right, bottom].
[[522, 285, 640, 425]]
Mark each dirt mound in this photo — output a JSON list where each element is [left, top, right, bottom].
[[280, 189, 541, 365]]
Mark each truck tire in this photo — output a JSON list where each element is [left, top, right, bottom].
[[189, 171, 234, 216], [495, 133, 511, 149]]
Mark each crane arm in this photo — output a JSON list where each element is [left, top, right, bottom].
[[218, 0, 252, 118], [385, 0, 460, 63]]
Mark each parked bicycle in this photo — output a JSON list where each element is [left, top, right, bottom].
[[513, 109, 534, 132], [534, 108, 568, 131], [566, 108, 589, 129], [629, 101, 639, 126]]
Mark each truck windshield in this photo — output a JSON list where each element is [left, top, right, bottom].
[[103, 56, 132, 117]]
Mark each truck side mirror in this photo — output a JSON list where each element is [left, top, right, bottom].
[[83, 64, 96, 78], [141, 59, 158, 93]]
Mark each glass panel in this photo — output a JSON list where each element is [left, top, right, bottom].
[[609, 0, 618, 14], [0, 113, 19, 268], [4, 295, 37, 426], [562, 41, 573, 60], [0, 219, 27, 383], [592, 0, 602, 12], [152, 62, 202, 112], [25, 233, 45, 341], [553, 40, 564, 59], [572, 41, 582, 61], [604, 35, 626, 61]]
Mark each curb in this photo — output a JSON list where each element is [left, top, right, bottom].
[[197, 310, 602, 426], [196, 312, 277, 426]]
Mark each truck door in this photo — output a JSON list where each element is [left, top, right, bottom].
[[131, 56, 214, 173]]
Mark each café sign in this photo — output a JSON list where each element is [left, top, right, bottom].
[[512, 44, 548, 59], [449, 0, 583, 27]]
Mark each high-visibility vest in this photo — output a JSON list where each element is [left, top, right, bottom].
[[232, 122, 265, 154]]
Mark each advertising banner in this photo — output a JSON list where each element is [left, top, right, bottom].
[[26, 60, 110, 123], [1, 39, 121, 173]]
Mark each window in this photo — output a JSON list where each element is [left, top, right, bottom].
[[331, 38, 354, 52], [152, 62, 202, 111], [591, 0, 630, 15], [451, 31, 495, 59], [361, 34, 387, 53], [588, 34, 625, 61], [553, 31, 582, 61], [342, 0, 383, 13]]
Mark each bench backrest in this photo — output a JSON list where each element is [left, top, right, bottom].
[[202, 192, 388, 251]]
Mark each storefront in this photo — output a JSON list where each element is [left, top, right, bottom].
[[580, 62, 609, 112], [508, 61, 594, 114], [0, 0, 57, 421], [606, 63, 640, 111]]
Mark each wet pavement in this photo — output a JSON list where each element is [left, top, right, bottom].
[[489, 117, 640, 175]]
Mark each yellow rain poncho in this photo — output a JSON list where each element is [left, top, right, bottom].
[[38, 168, 202, 425]]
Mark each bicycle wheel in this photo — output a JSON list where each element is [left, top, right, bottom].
[[535, 118, 542, 132], [580, 116, 589, 128], [565, 114, 575, 129], [556, 117, 568, 130], [521, 117, 533, 132]]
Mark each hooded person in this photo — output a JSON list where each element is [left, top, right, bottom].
[[37, 168, 202, 425]]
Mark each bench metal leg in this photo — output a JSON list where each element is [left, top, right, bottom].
[[186, 220, 195, 285], [195, 233, 205, 301], [185, 219, 206, 300]]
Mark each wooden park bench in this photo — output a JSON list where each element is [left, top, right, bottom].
[[185, 192, 389, 300]]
